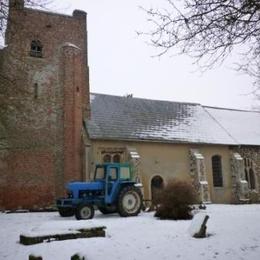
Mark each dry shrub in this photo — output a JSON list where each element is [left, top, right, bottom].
[[154, 180, 198, 220]]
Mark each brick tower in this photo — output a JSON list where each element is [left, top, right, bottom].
[[0, 0, 90, 209]]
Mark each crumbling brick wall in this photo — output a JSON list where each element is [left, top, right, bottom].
[[0, 0, 90, 209]]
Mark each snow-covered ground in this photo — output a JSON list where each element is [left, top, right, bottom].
[[1, 204, 260, 260]]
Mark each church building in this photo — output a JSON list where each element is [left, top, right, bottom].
[[0, 1, 259, 209]]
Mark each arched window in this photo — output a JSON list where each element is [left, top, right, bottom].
[[102, 153, 121, 163], [244, 158, 247, 167], [245, 168, 249, 183], [103, 154, 111, 163], [212, 155, 223, 187], [113, 154, 120, 163], [244, 158, 256, 190], [249, 169, 256, 190], [30, 40, 43, 57]]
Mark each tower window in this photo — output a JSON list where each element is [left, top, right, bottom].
[[30, 40, 43, 58], [34, 83, 38, 99]]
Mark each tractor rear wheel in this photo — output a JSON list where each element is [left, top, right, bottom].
[[58, 207, 75, 217], [98, 205, 117, 214], [75, 204, 94, 220], [117, 186, 142, 217]]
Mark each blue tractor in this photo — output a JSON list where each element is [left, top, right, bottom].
[[56, 163, 143, 220]]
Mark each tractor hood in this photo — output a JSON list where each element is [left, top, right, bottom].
[[66, 181, 105, 192]]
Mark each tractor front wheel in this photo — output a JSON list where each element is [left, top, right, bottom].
[[118, 186, 142, 217], [75, 204, 94, 220]]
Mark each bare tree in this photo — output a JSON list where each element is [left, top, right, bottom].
[[0, 0, 51, 41], [0, 1, 10, 38], [141, 0, 260, 84]]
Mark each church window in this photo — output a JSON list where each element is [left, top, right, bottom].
[[103, 154, 111, 163], [101, 148, 124, 163], [244, 158, 256, 190], [212, 155, 223, 187], [245, 168, 248, 183], [249, 169, 256, 190], [102, 153, 121, 163], [30, 40, 43, 58], [113, 154, 121, 163]]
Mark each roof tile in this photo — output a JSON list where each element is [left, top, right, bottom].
[[87, 94, 241, 145]]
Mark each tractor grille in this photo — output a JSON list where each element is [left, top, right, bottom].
[[79, 190, 104, 198], [63, 200, 73, 205]]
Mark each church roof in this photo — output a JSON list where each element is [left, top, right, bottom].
[[87, 93, 258, 145], [204, 106, 260, 146]]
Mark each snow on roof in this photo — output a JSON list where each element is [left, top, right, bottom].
[[87, 93, 238, 145], [204, 106, 260, 145]]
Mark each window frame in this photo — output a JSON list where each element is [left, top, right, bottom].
[[103, 154, 112, 163], [30, 40, 43, 58], [102, 153, 121, 163], [211, 155, 223, 187], [244, 158, 257, 190]]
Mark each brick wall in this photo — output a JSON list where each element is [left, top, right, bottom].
[[62, 44, 85, 185], [3, 150, 55, 209], [0, 1, 90, 209]]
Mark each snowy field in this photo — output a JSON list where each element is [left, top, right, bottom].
[[1, 204, 260, 260]]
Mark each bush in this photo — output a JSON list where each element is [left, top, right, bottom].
[[154, 180, 198, 220]]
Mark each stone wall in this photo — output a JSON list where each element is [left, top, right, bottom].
[[231, 146, 260, 203], [189, 149, 211, 203], [230, 152, 249, 203]]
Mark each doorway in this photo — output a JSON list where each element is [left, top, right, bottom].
[[151, 175, 164, 204]]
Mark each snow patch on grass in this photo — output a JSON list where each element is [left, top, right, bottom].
[[0, 205, 260, 260]]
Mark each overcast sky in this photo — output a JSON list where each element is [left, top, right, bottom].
[[3, 0, 258, 110]]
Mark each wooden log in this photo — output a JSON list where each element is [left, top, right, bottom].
[[20, 226, 106, 245]]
